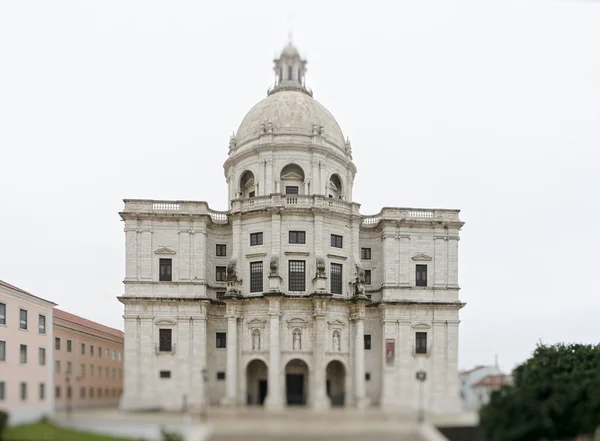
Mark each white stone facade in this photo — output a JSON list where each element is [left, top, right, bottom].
[[119, 43, 465, 415]]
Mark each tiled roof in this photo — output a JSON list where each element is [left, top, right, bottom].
[[473, 374, 511, 388], [459, 365, 487, 376], [54, 308, 124, 340], [0, 279, 57, 306]]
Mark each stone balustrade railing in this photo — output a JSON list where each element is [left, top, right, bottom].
[[123, 199, 461, 225]]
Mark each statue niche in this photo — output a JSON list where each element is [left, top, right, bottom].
[[333, 330, 341, 351], [252, 329, 261, 351], [292, 328, 302, 350]]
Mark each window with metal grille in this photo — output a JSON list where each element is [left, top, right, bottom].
[[330, 263, 343, 294], [216, 291, 226, 299], [20, 344, 27, 364], [217, 372, 226, 380], [250, 261, 263, 292], [285, 186, 299, 195], [39, 348, 46, 366], [364, 269, 372, 285], [250, 232, 263, 246], [288, 260, 306, 291], [216, 244, 227, 257], [289, 231, 306, 244], [416, 332, 428, 354], [0, 303, 5, 325], [364, 334, 371, 350], [38, 314, 46, 334], [416, 265, 427, 287], [159, 329, 172, 352], [159, 258, 172, 281], [67, 340, 72, 352], [98, 346, 102, 358], [160, 370, 171, 379], [55, 360, 60, 375], [19, 309, 27, 330], [361, 247, 371, 260], [81, 343, 85, 355], [90, 345, 94, 356], [216, 332, 227, 348], [331, 234, 343, 248], [216, 266, 227, 282], [0, 341, 5, 362], [55, 338, 60, 351]]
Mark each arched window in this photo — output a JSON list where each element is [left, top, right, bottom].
[[239, 170, 256, 198], [328, 174, 343, 199], [280, 164, 305, 195]]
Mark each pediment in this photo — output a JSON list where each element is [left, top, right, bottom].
[[412, 323, 431, 330], [287, 317, 308, 329], [247, 318, 267, 329], [281, 172, 303, 180], [412, 253, 432, 261], [155, 319, 176, 326], [155, 246, 176, 255], [327, 319, 346, 330]]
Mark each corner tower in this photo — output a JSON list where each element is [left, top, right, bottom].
[[224, 43, 356, 205]]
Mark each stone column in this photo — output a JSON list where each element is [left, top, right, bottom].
[[221, 312, 238, 406], [311, 298, 330, 409], [190, 304, 208, 410], [265, 298, 283, 409], [352, 306, 369, 408]]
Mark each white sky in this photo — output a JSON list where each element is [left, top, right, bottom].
[[1, 0, 598, 373]]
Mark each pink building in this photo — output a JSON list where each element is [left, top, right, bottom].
[[0, 280, 56, 425]]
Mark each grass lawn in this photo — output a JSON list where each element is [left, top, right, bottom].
[[4, 421, 139, 441]]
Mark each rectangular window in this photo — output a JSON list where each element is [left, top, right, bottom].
[[160, 370, 171, 379], [331, 234, 343, 248], [20, 382, 27, 401], [159, 329, 172, 352], [80, 387, 85, 399], [217, 372, 226, 380], [112, 350, 116, 360], [216, 332, 227, 348], [330, 263, 343, 294], [416, 332, 428, 354], [81, 364, 85, 377], [105, 349, 108, 359], [67, 387, 72, 399], [38, 314, 46, 334], [216, 291, 226, 299], [55, 360, 60, 375], [159, 258, 173, 282], [118, 352, 122, 362], [39, 347, 46, 366], [0, 382, 5, 401], [416, 265, 428, 287], [66, 340, 72, 352], [55, 337, 60, 351], [0, 341, 5, 361], [98, 366, 102, 378], [0, 302, 5, 325], [20, 344, 27, 364], [81, 343, 85, 355], [98, 346, 102, 358], [55, 386, 60, 399], [90, 345, 94, 356], [216, 266, 227, 282], [250, 232, 263, 246], [288, 260, 306, 291], [98, 388, 102, 398], [365, 373, 371, 381], [112, 368, 116, 379], [250, 261, 263, 292], [361, 247, 371, 260], [216, 244, 227, 257], [90, 365, 95, 376], [364, 334, 372, 350], [40, 383, 45, 400], [364, 269, 372, 285], [289, 231, 306, 244], [89, 387, 94, 398], [105, 367, 108, 377], [285, 186, 299, 195], [67, 361, 72, 375], [19, 309, 27, 330]]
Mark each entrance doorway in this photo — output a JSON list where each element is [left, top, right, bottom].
[[326, 360, 346, 407], [246, 359, 268, 405], [285, 359, 309, 405]]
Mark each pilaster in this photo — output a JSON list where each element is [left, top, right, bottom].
[[265, 298, 284, 409], [221, 302, 239, 406], [311, 298, 330, 409]]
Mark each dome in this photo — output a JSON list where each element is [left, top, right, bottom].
[[235, 90, 346, 150], [281, 43, 299, 58]]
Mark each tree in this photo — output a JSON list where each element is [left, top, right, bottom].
[[480, 343, 600, 441]]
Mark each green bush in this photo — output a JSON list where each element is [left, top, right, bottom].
[[0, 410, 8, 441], [160, 427, 183, 441]]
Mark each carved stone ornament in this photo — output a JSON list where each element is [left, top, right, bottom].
[[292, 328, 302, 350], [315, 256, 326, 278], [270, 255, 279, 276], [412, 253, 432, 261], [154, 246, 176, 255]]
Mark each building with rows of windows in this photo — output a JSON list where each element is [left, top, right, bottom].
[[118, 42, 465, 414]]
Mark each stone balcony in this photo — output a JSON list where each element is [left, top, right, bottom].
[[122, 198, 461, 226]]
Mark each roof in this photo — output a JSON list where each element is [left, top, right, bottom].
[[473, 374, 511, 388], [459, 365, 487, 376], [0, 279, 57, 306], [53, 308, 124, 340]]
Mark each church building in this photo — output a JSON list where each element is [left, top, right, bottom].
[[118, 42, 465, 414]]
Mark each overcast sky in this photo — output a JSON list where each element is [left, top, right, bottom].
[[1, 1, 598, 373]]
